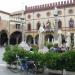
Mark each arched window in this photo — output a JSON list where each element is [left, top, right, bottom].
[[37, 13, 41, 18], [69, 18, 74, 28], [28, 23, 31, 31], [58, 20, 62, 29], [45, 21, 51, 32], [46, 12, 50, 16], [37, 22, 41, 30], [69, 9, 73, 14], [27, 14, 31, 19], [16, 24, 20, 29]]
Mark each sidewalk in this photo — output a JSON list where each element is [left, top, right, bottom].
[[44, 68, 75, 75]]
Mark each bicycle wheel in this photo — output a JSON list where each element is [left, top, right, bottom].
[[10, 64, 22, 73], [27, 62, 37, 74], [8, 62, 22, 73]]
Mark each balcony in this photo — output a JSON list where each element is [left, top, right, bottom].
[[25, 27, 75, 34], [25, 28, 55, 33], [61, 27, 75, 31], [25, 29, 38, 33]]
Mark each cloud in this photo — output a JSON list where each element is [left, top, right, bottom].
[[0, 0, 65, 13]]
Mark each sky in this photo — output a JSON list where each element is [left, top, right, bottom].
[[0, 0, 66, 13]]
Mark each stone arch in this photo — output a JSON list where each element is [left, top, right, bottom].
[[69, 18, 74, 28], [10, 31, 22, 45], [45, 21, 51, 32], [28, 22, 31, 31], [0, 30, 8, 46], [45, 34, 54, 42], [37, 21, 41, 30], [62, 34, 66, 44], [35, 34, 39, 44], [58, 19, 62, 29], [26, 35, 33, 45]]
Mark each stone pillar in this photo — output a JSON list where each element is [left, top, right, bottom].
[[54, 16, 58, 41], [33, 38, 35, 45], [58, 30, 62, 47], [66, 32, 71, 48], [22, 23, 24, 42], [54, 7, 58, 42], [39, 31, 44, 49], [47, 38, 49, 43], [74, 33, 75, 47], [38, 26, 45, 50], [52, 38, 54, 44], [62, 69, 66, 75], [8, 20, 10, 45]]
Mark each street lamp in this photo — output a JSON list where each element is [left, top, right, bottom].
[[20, 11, 25, 42], [8, 18, 10, 45]]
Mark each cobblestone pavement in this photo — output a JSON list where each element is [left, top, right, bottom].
[[0, 66, 60, 75], [0, 47, 6, 64]]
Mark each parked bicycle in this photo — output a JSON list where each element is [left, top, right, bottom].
[[7, 54, 44, 74], [7, 55, 37, 74]]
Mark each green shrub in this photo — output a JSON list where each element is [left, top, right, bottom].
[[53, 43, 58, 48], [45, 51, 61, 70], [5, 45, 13, 51], [45, 42, 53, 49], [3, 50, 16, 64], [3, 45, 75, 71], [3, 45, 26, 64], [31, 44, 39, 52], [12, 45, 26, 58], [3, 45, 45, 65], [59, 50, 75, 71], [45, 50, 75, 71]]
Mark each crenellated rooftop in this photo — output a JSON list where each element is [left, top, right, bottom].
[[25, 0, 75, 13]]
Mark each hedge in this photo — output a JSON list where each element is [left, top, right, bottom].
[[45, 50, 75, 71], [3, 45, 75, 71]]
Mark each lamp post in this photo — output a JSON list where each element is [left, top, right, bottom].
[[20, 11, 25, 42], [53, 7, 58, 42], [33, 12, 35, 45], [8, 17, 11, 45]]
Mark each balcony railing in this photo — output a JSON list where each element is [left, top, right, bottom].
[[61, 27, 75, 31], [25, 27, 75, 33], [25, 28, 55, 33]]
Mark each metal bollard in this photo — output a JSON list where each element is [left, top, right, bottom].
[[62, 69, 66, 75]]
